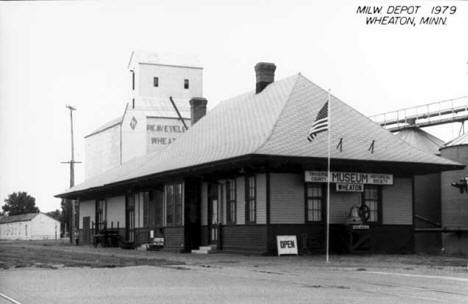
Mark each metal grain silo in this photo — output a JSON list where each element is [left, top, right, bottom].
[[440, 132, 468, 255], [397, 127, 444, 253]]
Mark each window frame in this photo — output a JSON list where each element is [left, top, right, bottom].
[[362, 185, 382, 224], [226, 179, 236, 224], [245, 175, 256, 224], [95, 199, 107, 231], [174, 183, 183, 225], [305, 183, 325, 223], [166, 183, 183, 226], [166, 184, 174, 225]]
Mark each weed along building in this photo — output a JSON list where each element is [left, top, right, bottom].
[[57, 63, 463, 255]]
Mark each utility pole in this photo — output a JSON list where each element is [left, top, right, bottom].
[[62, 105, 81, 244]]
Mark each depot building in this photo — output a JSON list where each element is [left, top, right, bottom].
[[57, 63, 463, 255]]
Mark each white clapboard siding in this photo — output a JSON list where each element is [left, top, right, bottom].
[[79, 200, 95, 229], [383, 177, 413, 225], [107, 196, 126, 228], [270, 173, 304, 224]]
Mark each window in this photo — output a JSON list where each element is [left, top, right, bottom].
[[245, 176, 256, 223], [362, 185, 380, 223], [153, 77, 159, 87], [166, 183, 183, 226], [174, 184, 182, 225], [166, 185, 174, 225], [306, 184, 323, 222], [96, 199, 107, 231], [184, 79, 189, 89], [226, 179, 236, 224]]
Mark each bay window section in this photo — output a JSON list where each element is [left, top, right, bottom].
[[245, 175, 256, 224], [362, 185, 380, 223], [226, 179, 236, 224], [95, 199, 107, 232], [306, 183, 323, 222]]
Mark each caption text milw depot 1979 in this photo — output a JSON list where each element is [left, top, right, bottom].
[[356, 5, 458, 27]]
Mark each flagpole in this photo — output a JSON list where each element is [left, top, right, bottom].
[[326, 89, 331, 263]]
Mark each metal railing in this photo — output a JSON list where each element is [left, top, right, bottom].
[[369, 96, 468, 132]]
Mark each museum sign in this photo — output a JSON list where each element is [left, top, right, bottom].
[[304, 171, 393, 185]]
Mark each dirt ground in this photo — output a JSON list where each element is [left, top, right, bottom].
[[0, 239, 467, 272], [1, 240, 468, 304], [0, 240, 184, 269]]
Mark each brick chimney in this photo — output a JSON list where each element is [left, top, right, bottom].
[[189, 97, 208, 126], [255, 62, 276, 94]]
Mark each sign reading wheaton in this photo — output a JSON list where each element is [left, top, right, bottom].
[[336, 183, 364, 192], [304, 171, 393, 185]]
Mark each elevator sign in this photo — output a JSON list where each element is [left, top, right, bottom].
[[146, 117, 190, 153], [305, 171, 393, 185]]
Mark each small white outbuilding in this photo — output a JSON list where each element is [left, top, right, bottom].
[[0, 213, 60, 240]]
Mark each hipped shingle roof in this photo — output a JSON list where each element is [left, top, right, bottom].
[[58, 74, 462, 197]]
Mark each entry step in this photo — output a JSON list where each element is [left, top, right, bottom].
[[191, 245, 217, 254]]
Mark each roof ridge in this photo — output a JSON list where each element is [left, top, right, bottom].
[[254, 74, 301, 153]]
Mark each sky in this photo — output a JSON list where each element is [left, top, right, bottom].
[[1, 0, 468, 213]]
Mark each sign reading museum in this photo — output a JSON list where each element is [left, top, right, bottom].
[[304, 171, 393, 185]]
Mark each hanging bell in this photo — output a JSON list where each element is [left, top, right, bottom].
[[346, 205, 363, 225]]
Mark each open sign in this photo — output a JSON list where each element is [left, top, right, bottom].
[[277, 235, 298, 256]]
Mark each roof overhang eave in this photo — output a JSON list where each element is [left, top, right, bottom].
[[56, 154, 465, 200], [55, 155, 257, 200], [254, 154, 465, 175]]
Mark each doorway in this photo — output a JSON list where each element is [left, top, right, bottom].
[[208, 183, 219, 244], [83, 216, 90, 244]]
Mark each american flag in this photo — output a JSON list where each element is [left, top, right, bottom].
[[307, 101, 328, 142]]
